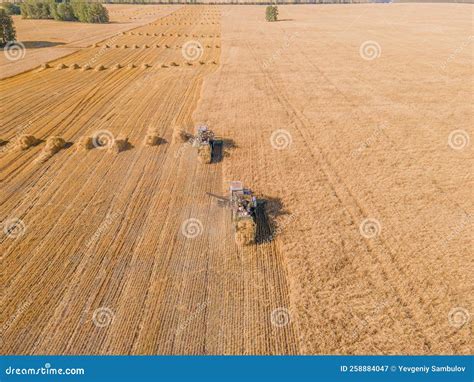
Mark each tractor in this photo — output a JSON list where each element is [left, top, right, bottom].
[[192, 125, 222, 164]]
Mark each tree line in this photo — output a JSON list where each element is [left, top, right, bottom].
[[19, 1, 109, 23]]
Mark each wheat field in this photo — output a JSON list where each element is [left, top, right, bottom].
[[1, 4, 472, 355]]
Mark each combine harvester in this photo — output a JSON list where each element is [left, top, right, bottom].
[[192, 125, 222, 163], [229, 181, 262, 246], [207, 181, 263, 245]]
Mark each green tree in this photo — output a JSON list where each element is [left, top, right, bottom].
[[53, 2, 76, 21], [0, 8, 16, 46], [265, 5, 278, 22], [0, 3, 21, 15]]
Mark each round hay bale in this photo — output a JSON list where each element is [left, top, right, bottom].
[[170, 62, 179, 67], [186, 62, 193, 66], [113, 44, 119, 48], [172, 129, 188, 144], [144, 44, 149, 48], [199, 61, 205, 65], [155, 44, 160, 48], [133, 44, 139, 49], [108, 136, 129, 153], [81, 64, 91, 71], [76, 136, 93, 151], [161, 63, 168, 68], [235, 219, 256, 246], [122, 44, 128, 49], [16, 134, 40, 150], [95, 65, 106, 71], [70, 63, 80, 70], [128, 63, 136, 69], [141, 63, 150, 69], [112, 63, 122, 70], [44, 136, 66, 154], [56, 63, 67, 70], [165, 44, 170, 49], [40, 63, 50, 71], [198, 144, 212, 164], [144, 134, 160, 146]]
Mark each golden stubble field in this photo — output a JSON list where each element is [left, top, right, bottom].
[[0, 4, 181, 78], [1, 4, 472, 355]]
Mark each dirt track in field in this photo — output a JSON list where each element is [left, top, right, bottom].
[[1, 4, 472, 355], [0, 5, 297, 355]]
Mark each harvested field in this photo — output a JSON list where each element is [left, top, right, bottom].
[[1, 4, 472, 356], [0, 5, 180, 79]]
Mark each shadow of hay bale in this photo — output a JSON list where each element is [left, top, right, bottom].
[[95, 65, 106, 72]]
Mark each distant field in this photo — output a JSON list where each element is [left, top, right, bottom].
[[0, 4, 181, 78], [1, 4, 472, 355]]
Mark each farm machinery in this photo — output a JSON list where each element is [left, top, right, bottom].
[[192, 125, 222, 164], [229, 181, 261, 245], [207, 182, 265, 245]]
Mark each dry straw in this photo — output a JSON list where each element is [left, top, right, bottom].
[[109, 136, 129, 153], [144, 134, 161, 146], [76, 136, 94, 151], [16, 135, 40, 150]]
